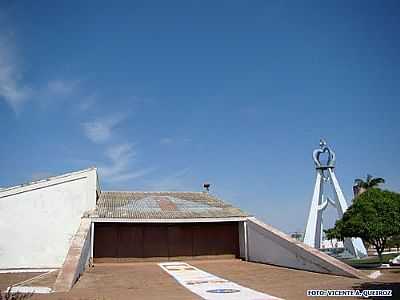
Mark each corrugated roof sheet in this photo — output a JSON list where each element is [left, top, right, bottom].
[[91, 191, 249, 219]]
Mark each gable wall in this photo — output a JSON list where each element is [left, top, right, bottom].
[[0, 169, 98, 269], [246, 217, 364, 278]]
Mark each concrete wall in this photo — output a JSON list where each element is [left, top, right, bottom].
[[246, 217, 364, 278], [76, 220, 92, 278], [54, 218, 92, 292], [0, 168, 98, 269]]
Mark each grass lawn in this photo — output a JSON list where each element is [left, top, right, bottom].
[[345, 253, 399, 266]]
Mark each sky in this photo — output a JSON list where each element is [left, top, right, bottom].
[[1, 1, 399, 233]]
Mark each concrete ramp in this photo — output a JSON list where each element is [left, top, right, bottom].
[[247, 217, 364, 278], [54, 218, 92, 292]]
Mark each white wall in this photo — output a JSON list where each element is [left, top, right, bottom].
[[0, 169, 98, 269], [246, 217, 363, 278]]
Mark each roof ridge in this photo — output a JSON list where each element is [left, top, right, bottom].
[[99, 191, 238, 207]]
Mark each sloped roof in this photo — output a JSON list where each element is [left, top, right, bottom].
[[91, 191, 249, 219]]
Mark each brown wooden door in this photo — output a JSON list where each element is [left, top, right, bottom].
[[192, 222, 239, 256], [213, 222, 238, 255], [94, 223, 118, 258], [94, 222, 239, 259], [168, 224, 193, 257], [143, 224, 169, 257], [118, 224, 144, 258], [193, 223, 215, 256]]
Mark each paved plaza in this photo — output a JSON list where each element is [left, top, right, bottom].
[[1, 259, 399, 299]]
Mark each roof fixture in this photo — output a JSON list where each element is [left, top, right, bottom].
[[203, 183, 210, 192]]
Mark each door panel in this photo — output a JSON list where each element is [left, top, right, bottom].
[[94, 223, 118, 257], [193, 222, 238, 256], [213, 222, 238, 255], [143, 224, 169, 257], [118, 224, 144, 258], [168, 224, 193, 257], [193, 223, 216, 256]]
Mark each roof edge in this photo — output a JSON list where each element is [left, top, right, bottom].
[[101, 190, 207, 194], [0, 167, 97, 196], [90, 217, 249, 223]]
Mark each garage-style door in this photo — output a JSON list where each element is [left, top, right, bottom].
[[94, 222, 239, 260]]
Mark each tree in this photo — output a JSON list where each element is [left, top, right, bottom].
[[353, 174, 385, 197], [387, 234, 400, 252], [325, 188, 400, 261]]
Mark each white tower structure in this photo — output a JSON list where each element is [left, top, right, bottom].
[[304, 140, 367, 258]]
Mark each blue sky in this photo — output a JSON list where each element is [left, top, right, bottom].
[[1, 1, 399, 233]]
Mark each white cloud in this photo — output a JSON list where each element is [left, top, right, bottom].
[[81, 113, 155, 183], [107, 168, 155, 183], [147, 168, 190, 191], [0, 30, 80, 113], [160, 137, 173, 145], [160, 137, 194, 145], [99, 143, 136, 177], [36, 79, 81, 108], [82, 114, 125, 143], [79, 94, 97, 111], [45, 79, 79, 96], [0, 32, 31, 113], [107, 143, 136, 166], [98, 143, 155, 183]]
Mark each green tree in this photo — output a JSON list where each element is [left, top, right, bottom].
[[387, 234, 400, 252], [325, 188, 400, 261], [353, 174, 385, 197]]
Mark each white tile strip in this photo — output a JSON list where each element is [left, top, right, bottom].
[[159, 262, 283, 300], [6, 286, 52, 294], [0, 268, 57, 273], [368, 270, 382, 279]]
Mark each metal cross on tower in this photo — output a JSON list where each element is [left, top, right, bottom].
[[304, 140, 367, 258]]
